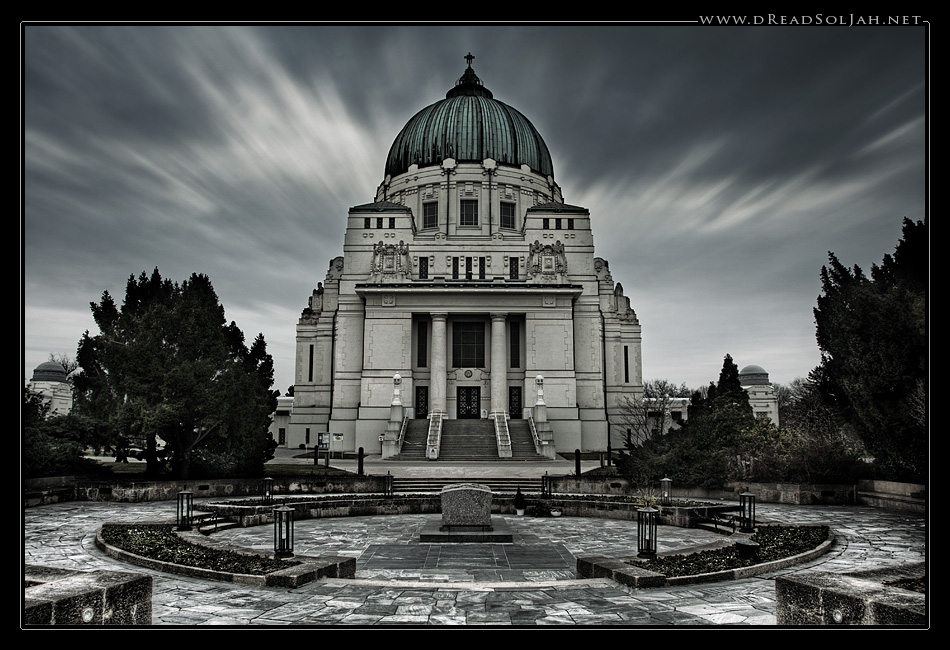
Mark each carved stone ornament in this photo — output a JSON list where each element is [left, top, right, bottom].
[[370, 240, 411, 282], [526, 239, 568, 282]]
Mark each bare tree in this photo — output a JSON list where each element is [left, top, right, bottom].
[[617, 379, 691, 447], [48, 352, 79, 382]]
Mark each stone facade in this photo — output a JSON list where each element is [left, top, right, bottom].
[[288, 59, 643, 458], [28, 361, 73, 415], [739, 364, 780, 425]]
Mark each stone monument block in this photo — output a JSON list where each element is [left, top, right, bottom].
[[440, 483, 492, 530]]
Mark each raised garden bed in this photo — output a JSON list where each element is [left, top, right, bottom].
[[577, 524, 834, 588]]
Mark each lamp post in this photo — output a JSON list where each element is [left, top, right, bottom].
[[261, 477, 275, 505], [176, 490, 193, 531], [273, 505, 295, 558], [637, 506, 658, 559], [660, 477, 672, 506], [739, 492, 756, 533], [392, 373, 402, 405]]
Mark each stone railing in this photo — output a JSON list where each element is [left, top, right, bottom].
[[425, 410, 444, 459], [491, 410, 512, 458], [395, 414, 410, 454], [527, 416, 542, 454]]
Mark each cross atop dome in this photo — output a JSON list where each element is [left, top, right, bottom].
[[464, 52, 475, 67]]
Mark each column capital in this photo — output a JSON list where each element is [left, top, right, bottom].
[[490, 312, 508, 321], [431, 312, 448, 321]]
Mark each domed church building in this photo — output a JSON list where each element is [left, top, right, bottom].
[[289, 55, 643, 459]]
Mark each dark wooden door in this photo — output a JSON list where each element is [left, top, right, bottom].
[[508, 386, 522, 419], [457, 386, 480, 419], [415, 386, 428, 419]]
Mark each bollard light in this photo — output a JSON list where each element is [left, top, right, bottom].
[[660, 477, 673, 506], [637, 506, 658, 559], [261, 477, 275, 505], [273, 505, 295, 558], [177, 490, 194, 531], [739, 492, 756, 533]]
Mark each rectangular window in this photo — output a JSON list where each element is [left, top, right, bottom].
[[555, 218, 562, 230], [465, 256, 473, 280], [305, 428, 311, 444], [624, 345, 630, 383], [364, 217, 371, 229], [542, 218, 549, 229], [478, 256, 486, 279], [278, 428, 286, 445], [460, 199, 478, 226], [308, 345, 314, 382], [510, 321, 520, 368], [452, 257, 459, 279], [376, 217, 383, 229], [567, 218, 575, 229], [509, 258, 519, 280], [417, 321, 428, 368], [388, 216, 396, 229], [500, 202, 515, 229], [452, 322, 485, 367], [419, 256, 428, 279], [423, 202, 438, 229]]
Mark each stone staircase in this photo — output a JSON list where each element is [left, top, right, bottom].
[[193, 512, 239, 535], [391, 476, 544, 494], [438, 419, 499, 460], [507, 420, 549, 461], [388, 420, 430, 460], [387, 417, 551, 462]]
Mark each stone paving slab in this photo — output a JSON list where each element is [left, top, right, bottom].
[[23, 499, 926, 627]]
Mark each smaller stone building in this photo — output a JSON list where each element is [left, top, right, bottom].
[[27, 361, 73, 415], [739, 364, 779, 425]]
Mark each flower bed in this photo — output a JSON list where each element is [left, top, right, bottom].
[[99, 523, 296, 575], [636, 525, 829, 577]]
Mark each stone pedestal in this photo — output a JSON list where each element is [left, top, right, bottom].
[[419, 483, 513, 542], [440, 483, 492, 531]]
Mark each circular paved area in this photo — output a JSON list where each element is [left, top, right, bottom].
[[23, 498, 925, 626]]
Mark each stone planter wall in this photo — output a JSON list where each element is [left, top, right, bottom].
[[24, 565, 152, 626], [775, 563, 926, 625]]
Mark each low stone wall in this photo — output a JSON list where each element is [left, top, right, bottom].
[[200, 494, 734, 530], [205, 495, 443, 527], [856, 480, 926, 514], [775, 563, 926, 625], [24, 474, 391, 507], [730, 482, 856, 506], [549, 477, 859, 506], [24, 564, 152, 626], [25, 475, 925, 513]]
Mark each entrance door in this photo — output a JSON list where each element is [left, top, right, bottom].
[[415, 386, 428, 419], [508, 387, 522, 419], [457, 386, 481, 419]]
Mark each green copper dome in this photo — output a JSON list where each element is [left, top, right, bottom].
[[385, 57, 554, 180]]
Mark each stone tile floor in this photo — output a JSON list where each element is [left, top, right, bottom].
[[23, 499, 926, 626]]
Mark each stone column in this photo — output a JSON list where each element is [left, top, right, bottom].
[[430, 313, 448, 413], [490, 312, 508, 414]]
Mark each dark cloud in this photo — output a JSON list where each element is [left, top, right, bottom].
[[23, 24, 927, 392]]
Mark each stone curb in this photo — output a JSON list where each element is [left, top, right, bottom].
[[94, 524, 355, 588], [578, 526, 835, 588]]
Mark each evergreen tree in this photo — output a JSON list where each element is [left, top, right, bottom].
[[74, 269, 278, 479], [813, 218, 927, 481]]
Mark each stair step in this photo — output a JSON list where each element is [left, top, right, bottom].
[[389, 418, 551, 462], [392, 476, 544, 494]]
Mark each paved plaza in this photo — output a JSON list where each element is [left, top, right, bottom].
[[23, 456, 927, 626]]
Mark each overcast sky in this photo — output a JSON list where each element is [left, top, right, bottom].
[[22, 24, 927, 395]]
